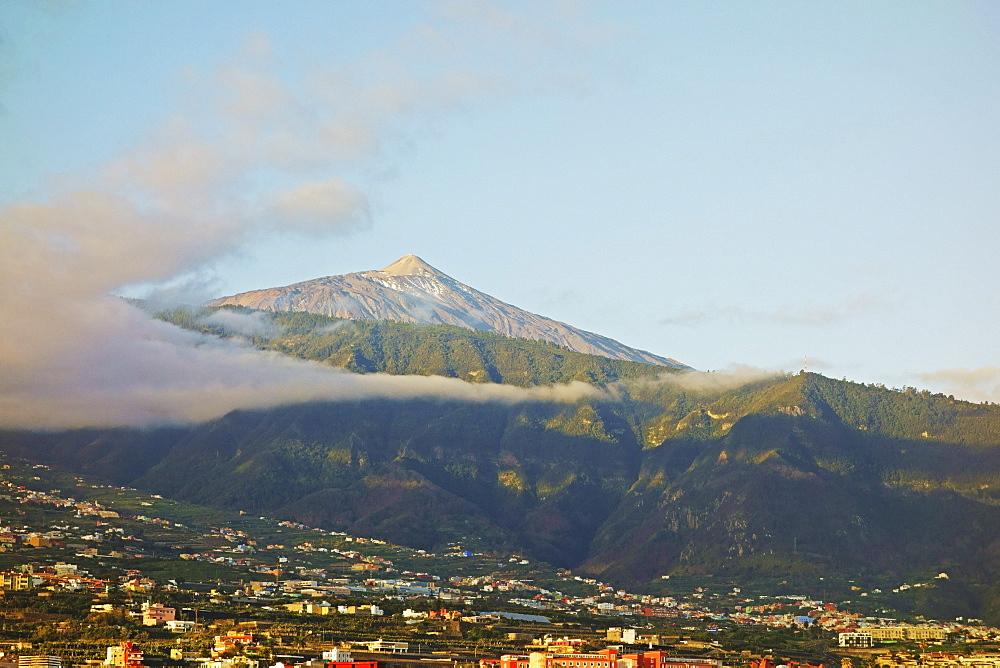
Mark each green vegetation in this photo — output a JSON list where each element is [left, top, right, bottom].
[[155, 306, 673, 387]]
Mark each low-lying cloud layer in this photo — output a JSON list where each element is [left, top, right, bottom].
[[919, 367, 1000, 404], [0, 19, 603, 431], [619, 365, 785, 396], [657, 366, 786, 393], [0, 297, 599, 430], [197, 309, 286, 340]]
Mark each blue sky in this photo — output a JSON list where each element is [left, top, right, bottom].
[[2, 0, 999, 424]]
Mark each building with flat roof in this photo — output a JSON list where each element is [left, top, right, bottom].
[[18, 657, 61, 668], [105, 641, 143, 668], [362, 641, 408, 654], [141, 602, 176, 626], [500, 649, 621, 668], [839, 632, 874, 649], [0, 572, 33, 591], [863, 627, 948, 642], [621, 653, 722, 668]]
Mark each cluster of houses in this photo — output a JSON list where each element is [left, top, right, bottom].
[[0, 565, 107, 593], [719, 595, 991, 644], [15, 639, 719, 668], [870, 652, 1000, 668], [0, 475, 123, 523], [282, 602, 384, 617], [5, 464, 1000, 662]]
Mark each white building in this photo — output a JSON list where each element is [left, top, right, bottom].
[[363, 640, 408, 653], [322, 649, 353, 662], [166, 620, 196, 633], [839, 632, 874, 649]]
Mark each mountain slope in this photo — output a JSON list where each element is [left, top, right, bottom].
[[5, 364, 1000, 620], [158, 306, 673, 387], [207, 255, 686, 367], [581, 374, 1000, 590]]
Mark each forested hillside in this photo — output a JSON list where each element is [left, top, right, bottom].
[[157, 306, 671, 387]]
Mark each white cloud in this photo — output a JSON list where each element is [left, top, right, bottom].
[[198, 309, 285, 339], [0, 7, 613, 430], [267, 178, 371, 235], [918, 367, 1000, 404], [0, 298, 600, 430], [644, 365, 785, 394]]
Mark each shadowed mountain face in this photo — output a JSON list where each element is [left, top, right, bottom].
[[207, 255, 687, 367]]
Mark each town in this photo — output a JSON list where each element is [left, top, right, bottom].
[[0, 457, 997, 668]]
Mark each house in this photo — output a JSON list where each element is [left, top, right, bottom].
[[361, 640, 408, 653], [141, 602, 176, 626], [322, 649, 354, 663], [105, 642, 144, 668], [213, 632, 258, 658], [284, 602, 333, 615], [166, 620, 196, 633]]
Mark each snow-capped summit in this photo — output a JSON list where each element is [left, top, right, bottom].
[[208, 255, 687, 368], [380, 254, 439, 276]]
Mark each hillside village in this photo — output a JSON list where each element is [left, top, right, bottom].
[[0, 457, 999, 668], [4, 1, 999, 667]]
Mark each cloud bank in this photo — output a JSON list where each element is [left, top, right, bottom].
[[0, 22, 602, 431], [632, 365, 786, 395], [0, 299, 599, 430], [197, 309, 286, 340], [918, 367, 1000, 404]]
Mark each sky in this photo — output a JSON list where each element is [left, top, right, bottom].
[[1, 1, 998, 428]]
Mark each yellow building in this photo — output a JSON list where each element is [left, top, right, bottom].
[[0, 571, 33, 590], [18, 656, 61, 668], [867, 628, 906, 641], [905, 627, 947, 641], [865, 627, 947, 643]]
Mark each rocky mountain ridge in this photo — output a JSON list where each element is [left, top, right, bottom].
[[208, 255, 686, 368]]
